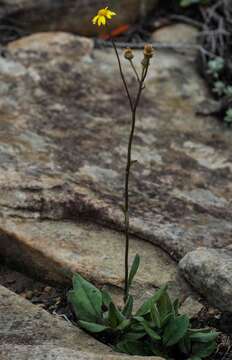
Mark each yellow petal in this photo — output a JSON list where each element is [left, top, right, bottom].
[[97, 16, 102, 26], [101, 16, 106, 25], [92, 15, 99, 24], [108, 10, 116, 16]]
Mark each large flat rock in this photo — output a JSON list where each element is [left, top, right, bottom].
[[0, 217, 192, 308], [0, 285, 163, 359], [0, 32, 231, 261]]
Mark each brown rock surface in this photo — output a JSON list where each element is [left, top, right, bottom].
[[0, 32, 231, 261], [0, 0, 159, 37]]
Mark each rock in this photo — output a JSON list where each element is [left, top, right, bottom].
[[0, 0, 159, 38], [0, 217, 192, 309], [152, 23, 199, 56], [152, 23, 199, 45], [0, 32, 231, 261], [179, 248, 232, 312], [0, 345, 164, 360], [179, 296, 203, 319], [0, 285, 164, 359], [0, 284, 110, 353]]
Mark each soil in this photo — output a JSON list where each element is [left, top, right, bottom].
[[0, 263, 231, 360]]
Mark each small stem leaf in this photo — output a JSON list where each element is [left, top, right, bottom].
[[128, 254, 140, 288], [163, 315, 190, 347], [78, 320, 108, 333], [122, 295, 133, 318]]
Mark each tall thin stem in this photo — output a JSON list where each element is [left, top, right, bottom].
[[111, 38, 150, 303]]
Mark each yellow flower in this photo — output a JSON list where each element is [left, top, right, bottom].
[[92, 7, 116, 27]]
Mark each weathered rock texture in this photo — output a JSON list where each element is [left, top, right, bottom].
[[179, 247, 232, 312], [0, 217, 193, 309], [0, 285, 163, 359], [0, 0, 159, 37], [0, 32, 231, 260], [0, 284, 111, 353], [0, 31, 231, 310]]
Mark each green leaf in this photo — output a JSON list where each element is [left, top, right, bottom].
[[128, 254, 140, 288], [108, 302, 124, 328], [192, 341, 217, 358], [136, 284, 168, 316], [115, 340, 147, 355], [122, 295, 133, 318], [69, 274, 102, 322], [163, 315, 190, 346], [142, 321, 161, 341], [117, 319, 131, 331], [157, 290, 174, 323], [178, 334, 191, 354], [173, 298, 180, 316], [190, 331, 219, 343], [124, 331, 146, 341], [102, 290, 112, 308], [151, 304, 161, 328], [78, 320, 108, 333]]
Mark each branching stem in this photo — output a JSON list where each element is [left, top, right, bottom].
[[111, 38, 150, 303]]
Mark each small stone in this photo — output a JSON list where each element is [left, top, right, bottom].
[[152, 23, 199, 45], [25, 290, 33, 300], [179, 248, 232, 312], [43, 286, 52, 294], [179, 296, 203, 319]]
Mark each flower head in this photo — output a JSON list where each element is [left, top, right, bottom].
[[143, 44, 154, 58], [92, 7, 116, 27], [124, 48, 134, 61]]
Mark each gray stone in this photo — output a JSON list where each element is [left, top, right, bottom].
[[0, 285, 111, 353], [0, 285, 164, 359], [0, 345, 164, 360], [0, 0, 159, 37], [179, 247, 232, 312]]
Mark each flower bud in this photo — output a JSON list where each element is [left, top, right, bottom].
[[143, 44, 154, 58], [124, 48, 134, 61]]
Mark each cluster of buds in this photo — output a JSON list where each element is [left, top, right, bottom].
[[124, 44, 154, 68]]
